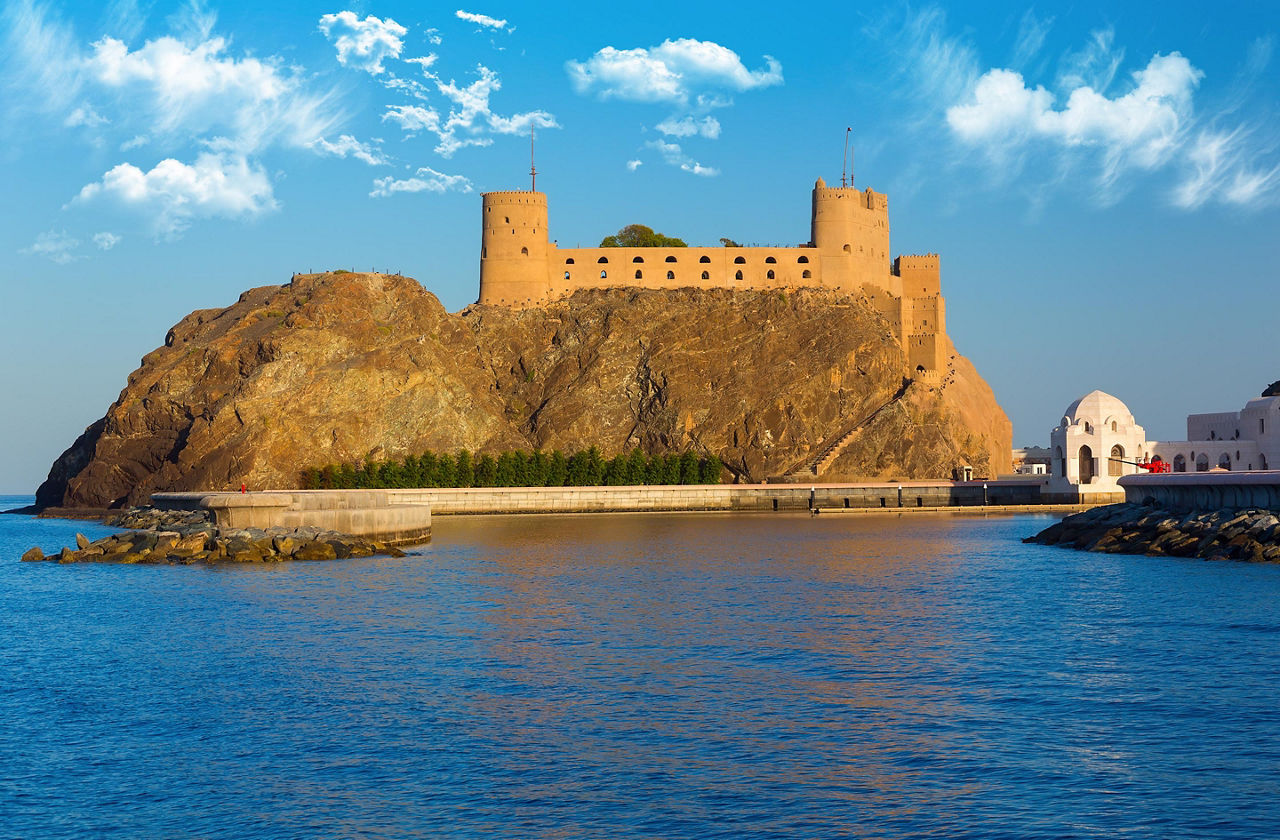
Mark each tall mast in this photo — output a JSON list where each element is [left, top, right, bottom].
[[841, 127, 850, 188], [530, 128, 537, 192]]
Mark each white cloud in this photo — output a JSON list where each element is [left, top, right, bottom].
[[0, 0, 86, 116], [455, 10, 510, 32], [567, 38, 781, 106], [626, 159, 642, 172], [656, 115, 721, 139], [1174, 129, 1280, 209], [948, 53, 1202, 189], [121, 133, 149, 150], [318, 11, 406, 75], [85, 34, 341, 153], [75, 152, 277, 236], [310, 134, 389, 165], [645, 139, 718, 177], [370, 167, 472, 197], [21, 229, 82, 264], [93, 231, 122, 250], [383, 65, 557, 157], [66, 104, 108, 128]]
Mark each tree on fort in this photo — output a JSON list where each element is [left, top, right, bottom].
[[599, 224, 686, 248]]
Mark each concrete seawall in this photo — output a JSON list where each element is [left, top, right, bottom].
[[1119, 471, 1280, 512]]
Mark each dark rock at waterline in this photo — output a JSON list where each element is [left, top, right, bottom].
[[1027, 502, 1280, 562], [20, 505, 408, 565]]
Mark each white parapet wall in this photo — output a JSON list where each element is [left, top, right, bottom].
[[1118, 471, 1280, 511]]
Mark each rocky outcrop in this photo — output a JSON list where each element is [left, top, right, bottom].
[[22, 506, 407, 564], [38, 273, 1011, 507], [1027, 503, 1280, 562]]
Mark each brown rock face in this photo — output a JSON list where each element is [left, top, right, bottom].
[[38, 272, 1011, 507]]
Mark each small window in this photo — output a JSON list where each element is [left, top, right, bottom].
[[701, 271, 710, 280], [598, 256, 609, 263], [765, 256, 777, 264], [1111, 421, 1117, 431], [666, 270, 675, 280], [1261, 418, 1266, 434], [802, 270, 812, 279], [563, 271, 570, 279], [734, 270, 743, 280], [843, 244, 851, 253], [633, 256, 644, 263], [504, 216, 509, 223], [766, 270, 775, 280], [635, 270, 643, 279], [733, 256, 746, 265], [521, 247, 528, 256], [565, 258, 575, 265], [665, 256, 677, 263], [699, 256, 711, 264], [797, 255, 809, 263], [600, 270, 607, 279]]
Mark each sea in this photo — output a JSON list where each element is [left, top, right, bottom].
[[1, 493, 1278, 839]]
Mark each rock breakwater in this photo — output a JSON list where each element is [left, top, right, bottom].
[[1027, 503, 1280, 562], [21, 506, 407, 565]]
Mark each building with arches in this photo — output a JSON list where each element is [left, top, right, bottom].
[[477, 177, 947, 376], [1041, 389, 1280, 500]]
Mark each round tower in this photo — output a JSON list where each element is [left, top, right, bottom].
[[478, 190, 550, 307]]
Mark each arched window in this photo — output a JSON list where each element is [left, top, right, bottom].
[[1261, 418, 1266, 435], [699, 255, 711, 264], [521, 247, 529, 256], [1109, 444, 1124, 476], [797, 255, 809, 263], [1084, 421, 1093, 434], [765, 256, 777, 264], [565, 258, 575, 264], [1173, 453, 1187, 472], [766, 270, 775, 280], [597, 256, 609, 263], [733, 256, 746, 265], [1196, 453, 1209, 472], [666, 270, 675, 280], [482, 247, 487, 258], [1078, 445, 1095, 484], [633, 256, 644, 263], [1111, 420, 1117, 432], [1055, 445, 1064, 477], [600, 270, 607, 279], [504, 216, 509, 223], [734, 270, 743, 280], [635, 269, 643, 279], [802, 270, 812, 279], [1263, 454, 1269, 470], [665, 255, 677, 263], [1219, 453, 1232, 470], [563, 271, 570, 279], [1210, 430, 1216, 440], [843, 244, 851, 253], [700, 271, 710, 280]]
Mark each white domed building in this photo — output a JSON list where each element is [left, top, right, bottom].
[[1047, 390, 1153, 502]]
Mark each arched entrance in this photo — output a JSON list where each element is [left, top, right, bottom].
[[1109, 444, 1124, 476], [1078, 445, 1095, 484]]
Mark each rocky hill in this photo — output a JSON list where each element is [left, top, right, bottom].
[[37, 272, 1011, 508]]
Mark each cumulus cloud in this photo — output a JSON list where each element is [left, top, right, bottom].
[[310, 134, 389, 165], [656, 115, 721, 139], [455, 10, 510, 32], [383, 65, 557, 157], [370, 166, 472, 197], [318, 11, 406, 75], [21, 229, 82, 264], [65, 104, 108, 128], [74, 152, 277, 236], [645, 140, 718, 177], [93, 231, 122, 250], [626, 159, 642, 172], [567, 39, 781, 106]]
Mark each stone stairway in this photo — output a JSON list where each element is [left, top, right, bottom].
[[783, 381, 912, 480]]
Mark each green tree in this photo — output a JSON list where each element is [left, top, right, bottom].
[[495, 451, 517, 486], [626, 449, 648, 485], [417, 451, 437, 487], [337, 463, 357, 489], [644, 453, 664, 485], [378, 459, 402, 488], [599, 223, 687, 248], [719, 237, 741, 247], [510, 450, 530, 486], [585, 446, 606, 485], [320, 464, 338, 490], [474, 453, 498, 487], [678, 451, 700, 485], [604, 454, 628, 485], [434, 454, 456, 487], [662, 453, 682, 485], [565, 451, 589, 486], [300, 467, 321, 489], [547, 450, 568, 486], [529, 450, 549, 487], [699, 454, 723, 484], [455, 450, 474, 488]]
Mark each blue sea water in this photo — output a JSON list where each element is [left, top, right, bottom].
[[1, 495, 1278, 839]]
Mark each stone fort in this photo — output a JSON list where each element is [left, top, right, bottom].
[[478, 176, 946, 375]]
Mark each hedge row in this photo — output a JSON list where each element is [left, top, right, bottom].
[[301, 447, 723, 489]]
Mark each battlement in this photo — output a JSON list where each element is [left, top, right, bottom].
[[812, 183, 888, 211], [481, 191, 547, 205], [893, 254, 939, 274]]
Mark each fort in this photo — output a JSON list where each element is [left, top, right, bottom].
[[477, 177, 947, 376]]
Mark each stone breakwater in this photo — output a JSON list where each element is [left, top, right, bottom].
[[1026, 503, 1280, 562], [20, 506, 407, 565]]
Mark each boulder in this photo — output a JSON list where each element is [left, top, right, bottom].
[[20, 547, 44, 563]]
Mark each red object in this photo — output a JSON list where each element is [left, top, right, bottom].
[[1136, 458, 1171, 473], [240, 483, 247, 493]]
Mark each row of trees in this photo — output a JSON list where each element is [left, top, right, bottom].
[[301, 448, 724, 490]]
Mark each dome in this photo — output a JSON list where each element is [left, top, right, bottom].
[[1061, 390, 1135, 427]]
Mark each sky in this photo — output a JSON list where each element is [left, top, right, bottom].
[[2, 0, 1278, 492]]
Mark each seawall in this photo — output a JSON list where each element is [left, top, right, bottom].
[[1119, 471, 1280, 511]]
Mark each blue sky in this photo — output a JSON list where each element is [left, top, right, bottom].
[[2, 0, 1278, 492]]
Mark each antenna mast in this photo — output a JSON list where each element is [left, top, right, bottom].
[[841, 127, 851, 187], [530, 128, 537, 192]]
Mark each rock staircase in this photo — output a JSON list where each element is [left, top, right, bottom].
[[783, 381, 911, 481]]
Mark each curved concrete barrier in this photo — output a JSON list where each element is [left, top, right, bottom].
[[1118, 471, 1280, 511]]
